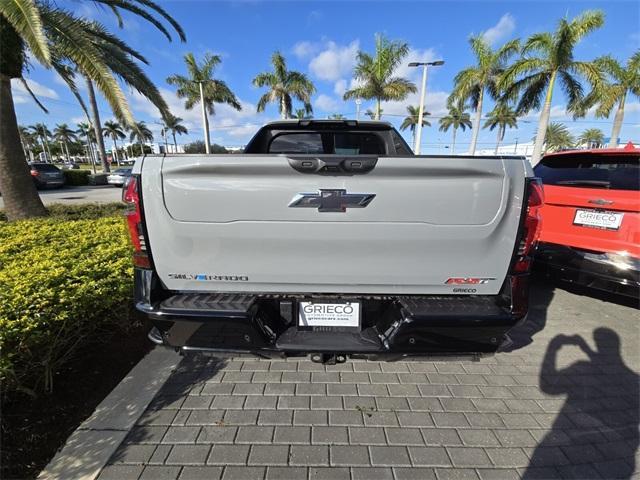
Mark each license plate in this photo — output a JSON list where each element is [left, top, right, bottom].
[[298, 301, 360, 328], [573, 209, 623, 230]]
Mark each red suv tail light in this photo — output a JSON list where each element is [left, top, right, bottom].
[[30, 169, 39, 176], [122, 175, 151, 268], [513, 179, 544, 273]]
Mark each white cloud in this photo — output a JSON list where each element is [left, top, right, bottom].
[[314, 94, 341, 113], [309, 40, 359, 82], [334, 79, 348, 96], [382, 90, 450, 118], [481, 13, 516, 45], [12, 78, 59, 100], [292, 41, 319, 59]]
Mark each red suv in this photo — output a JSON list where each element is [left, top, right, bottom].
[[534, 143, 639, 299]]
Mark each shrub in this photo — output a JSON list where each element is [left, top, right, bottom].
[[0, 213, 133, 395], [62, 169, 91, 186], [0, 203, 126, 222]]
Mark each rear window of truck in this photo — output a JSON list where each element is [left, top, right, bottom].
[[268, 131, 386, 155], [535, 154, 639, 191]]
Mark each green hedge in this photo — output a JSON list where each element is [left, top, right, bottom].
[[0, 209, 133, 395], [62, 169, 91, 186]]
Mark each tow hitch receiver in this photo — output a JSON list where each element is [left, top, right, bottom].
[[311, 353, 347, 365]]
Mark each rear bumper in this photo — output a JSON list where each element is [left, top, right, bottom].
[[134, 269, 528, 359], [535, 242, 640, 298]]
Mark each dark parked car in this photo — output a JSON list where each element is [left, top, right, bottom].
[[29, 163, 65, 189]]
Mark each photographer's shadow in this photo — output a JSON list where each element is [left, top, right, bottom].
[[523, 328, 639, 479]]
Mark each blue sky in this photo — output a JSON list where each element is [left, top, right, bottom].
[[13, 0, 640, 153]]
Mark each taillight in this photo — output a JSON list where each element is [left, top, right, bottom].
[[512, 178, 544, 273], [30, 169, 39, 176], [122, 175, 151, 268]]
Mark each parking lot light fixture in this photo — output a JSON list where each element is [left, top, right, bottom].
[[409, 60, 445, 154]]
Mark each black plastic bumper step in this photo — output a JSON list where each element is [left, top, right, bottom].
[[159, 293, 256, 316], [276, 327, 383, 352], [399, 296, 509, 320]]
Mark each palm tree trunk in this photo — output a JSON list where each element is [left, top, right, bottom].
[[609, 93, 626, 148], [173, 132, 178, 152], [64, 141, 70, 161], [469, 89, 484, 155], [139, 140, 144, 156], [531, 70, 557, 166], [85, 77, 110, 172], [0, 74, 47, 220], [452, 128, 457, 155], [44, 136, 52, 162], [494, 126, 503, 155], [113, 138, 120, 166], [375, 99, 381, 120], [281, 97, 288, 119], [199, 82, 211, 153]]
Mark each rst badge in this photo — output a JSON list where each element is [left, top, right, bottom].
[[289, 189, 375, 212]]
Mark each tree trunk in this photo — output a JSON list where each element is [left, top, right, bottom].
[[375, 99, 381, 120], [494, 125, 503, 155], [468, 89, 484, 156], [85, 77, 110, 172], [199, 82, 211, 153], [280, 96, 288, 119], [139, 140, 144, 156], [64, 141, 70, 161], [173, 132, 178, 152], [609, 93, 626, 148], [44, 136, 52, 162], [113, 139, 120, 166], [531, 70, 557, 166], [0, 75, 47, 220], [452, 127, 457, 155]]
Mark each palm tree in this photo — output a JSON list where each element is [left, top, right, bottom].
[[400, 105, 431, 151], [30, 123, 52, 161], [294, 109, 311, 120], [438, 100, 472, 154], [163, 114, 188, 153], [129, 121, 153, 156], [18, 126, 36, 161], [575, 52, 640, 147], [537, 122, 574, 153], [103, 120, 126, 165], [500, 10, 605, 165], [53, 123, 77, 161], [253, 51, 315, 119], [343, 34, 416, 120], [328, 114, 346, 120], [0, 0, 185, 220], [77, 122, 97, 172], [577, 128, 605, 148], [365, 108, 383, 119], [167, 53, 241, 153], [483, 103, 518, 154], [450, 36, 519, 155]]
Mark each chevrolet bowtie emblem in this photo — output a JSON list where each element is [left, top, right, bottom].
[[288, 189, 376, 212]]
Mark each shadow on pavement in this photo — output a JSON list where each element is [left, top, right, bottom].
[[501, 278, 555, 352], [523, 328, 639, 479], [109, 354, 228, 461]]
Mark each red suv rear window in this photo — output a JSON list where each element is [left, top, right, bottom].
[[534, 154, 639, 191]]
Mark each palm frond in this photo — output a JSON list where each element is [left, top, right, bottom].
[[0, 0, 50, 64]]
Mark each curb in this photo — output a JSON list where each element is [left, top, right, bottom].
[[37, 347, 182, 480]]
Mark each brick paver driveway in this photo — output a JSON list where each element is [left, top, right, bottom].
[[98, 281, 638, 480]]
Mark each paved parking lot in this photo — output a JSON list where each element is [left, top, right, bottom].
[[97, 281, 638, 480], [0, 185, 122, 208]]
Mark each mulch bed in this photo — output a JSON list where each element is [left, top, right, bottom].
[[1, 322, 153, 480]]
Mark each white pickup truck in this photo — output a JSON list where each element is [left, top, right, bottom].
[[124, 120, 543, 363]]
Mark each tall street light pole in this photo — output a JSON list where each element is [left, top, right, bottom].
[[197, 81, 211, 154], [408, 60, 444, 155]]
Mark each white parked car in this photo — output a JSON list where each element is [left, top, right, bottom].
[[107, 168, 132, 187]]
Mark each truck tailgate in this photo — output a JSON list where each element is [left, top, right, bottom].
[[141, 155, 527, 295]]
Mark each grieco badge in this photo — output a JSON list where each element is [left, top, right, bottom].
[[288, 189, 375, 212]]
